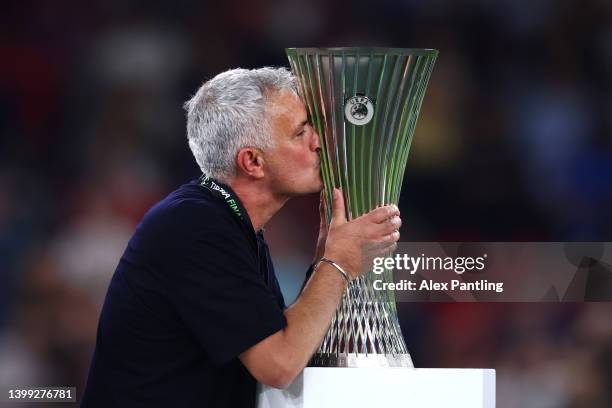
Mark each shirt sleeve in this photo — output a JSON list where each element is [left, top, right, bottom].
[[164, 203, 287, 366]]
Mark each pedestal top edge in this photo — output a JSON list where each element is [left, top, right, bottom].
[[286, 47, 439, 57], [302, 367, 496, 373]]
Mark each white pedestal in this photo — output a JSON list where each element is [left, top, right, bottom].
[[257, 367, 495, 408]]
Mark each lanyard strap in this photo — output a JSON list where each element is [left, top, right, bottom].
[[197, 173, 258, 245], [198, 174, 269, 282], [198, 174, 245, 222]]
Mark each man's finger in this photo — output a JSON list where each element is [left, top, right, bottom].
[[372, 216, 402, 236], [330, 188, 347, 226], [366, 205, 400, 224]]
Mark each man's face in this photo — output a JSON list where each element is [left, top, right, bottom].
[[262, 89, 323, 197]]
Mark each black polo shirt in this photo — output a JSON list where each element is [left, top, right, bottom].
[[81, 179, 287, 407]]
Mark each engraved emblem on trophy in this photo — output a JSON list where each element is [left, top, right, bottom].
[[286, 47, 438, 368], [345, 95, 375, 126]]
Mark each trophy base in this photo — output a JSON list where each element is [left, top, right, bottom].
[[309, 353, 414, 368], [257, 367, 496, 408]]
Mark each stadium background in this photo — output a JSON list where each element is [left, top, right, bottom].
[[1, 0, 612, 406]]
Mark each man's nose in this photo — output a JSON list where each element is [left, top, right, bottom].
[[310, 127, 321, 152]]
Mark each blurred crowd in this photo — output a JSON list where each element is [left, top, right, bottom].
[[1, 0, 612, 406]]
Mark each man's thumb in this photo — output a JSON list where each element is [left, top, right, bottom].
[[330, 188, 347, 226]]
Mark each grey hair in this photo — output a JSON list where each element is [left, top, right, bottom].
[[184, 67, 298, 182]]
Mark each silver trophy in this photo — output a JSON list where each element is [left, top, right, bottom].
[[287, 47, 438, 367]]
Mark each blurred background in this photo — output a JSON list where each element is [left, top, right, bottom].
[[1, 0, 612, 406]]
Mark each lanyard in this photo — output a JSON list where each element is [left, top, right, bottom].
[[197, 174, 271, 285], [198, 174, 245, 222], [197, 173, 257, 244]]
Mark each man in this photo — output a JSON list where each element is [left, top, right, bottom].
[[81, 67, 401, 407]]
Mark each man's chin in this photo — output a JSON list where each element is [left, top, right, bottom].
[[298, 181, 324, 196], [286, 175, 323, 196]]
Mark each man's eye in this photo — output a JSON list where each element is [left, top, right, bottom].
[[298, 124, 313, 136]]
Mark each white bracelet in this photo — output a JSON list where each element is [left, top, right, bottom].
[[316, 257, 352, 283]]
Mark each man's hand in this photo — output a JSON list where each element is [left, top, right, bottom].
[[323, 188, 401, 279]]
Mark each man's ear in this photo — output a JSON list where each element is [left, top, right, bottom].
[[236, 147, 265, 179]]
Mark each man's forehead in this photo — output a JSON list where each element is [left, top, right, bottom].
[[266, 90, 307, 124]]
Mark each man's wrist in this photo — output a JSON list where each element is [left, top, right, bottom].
[[314, 256, 353, 283]]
